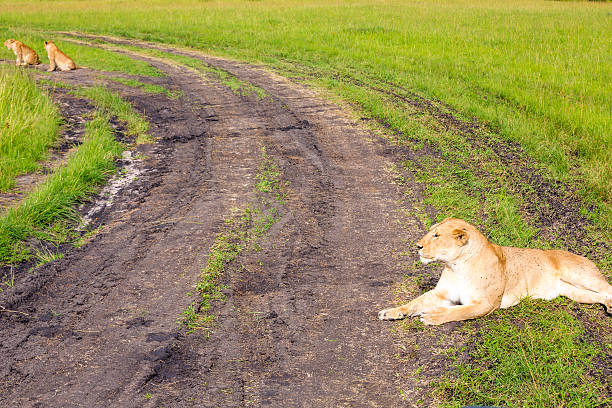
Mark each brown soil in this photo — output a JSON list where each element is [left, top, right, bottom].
[[0, 36, 609, 407]]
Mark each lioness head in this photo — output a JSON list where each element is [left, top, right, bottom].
[[44, 40, 55, 51], [4, 39, 15, 49], [416, 218, 471, 264]]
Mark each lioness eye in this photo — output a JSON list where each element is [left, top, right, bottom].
[[433, 233, 439, 238]]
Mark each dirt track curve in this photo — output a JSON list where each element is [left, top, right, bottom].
[[3, 35, 610, 407], [0, 39, 447, 407]]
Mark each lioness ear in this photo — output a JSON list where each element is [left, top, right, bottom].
[[452, 229, 469, 246]]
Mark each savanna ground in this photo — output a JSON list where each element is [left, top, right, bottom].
[[0, 1, 610, 407]]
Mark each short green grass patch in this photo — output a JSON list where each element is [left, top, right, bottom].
[[72, 85, 151, 144], [107, 77, 182, 100], [435, 299, 609, 408], [0, 65, 60, 191]]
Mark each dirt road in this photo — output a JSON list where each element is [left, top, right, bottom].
[[0, 41, 439, 407]]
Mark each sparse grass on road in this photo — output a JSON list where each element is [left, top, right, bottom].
[[107, 77, 182, 100], [181, 148, 286, 335]]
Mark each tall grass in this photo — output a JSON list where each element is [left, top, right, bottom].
[[0, 65, 59, 191], [0, 82, 149, 265], [0, 112, 122, 265], [0, 0, 609, 205]]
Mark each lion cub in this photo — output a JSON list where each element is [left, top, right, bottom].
[[4, 39, 40, 66], [379, 218, 612, 325], [44, 40, 76, 72]]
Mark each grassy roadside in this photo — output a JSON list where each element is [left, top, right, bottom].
[[0, 111, 122, 266], [0, 82, 148, 269], [0, 65, 60, 191], [433, 299, 610, 407], [180, 148, 286, 335], [383, 92, 611, 406]]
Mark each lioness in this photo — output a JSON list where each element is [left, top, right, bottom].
[[379, 218, 612, 325], [4, 39, 40, 66], [44, 40, 76, 72]]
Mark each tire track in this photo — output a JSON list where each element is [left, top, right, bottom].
[[0, 55, 265, 406]]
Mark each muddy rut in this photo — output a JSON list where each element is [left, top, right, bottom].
[[0, 43, 432, 406]]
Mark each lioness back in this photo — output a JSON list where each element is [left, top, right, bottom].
[[501, 246, 608, 308]]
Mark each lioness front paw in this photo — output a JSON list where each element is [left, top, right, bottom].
[[378, 308, 405, 320]]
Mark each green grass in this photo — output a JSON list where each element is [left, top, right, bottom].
[[0, 111, 122, 265], [106, 77, 182, 99], [0, 0, 608, 208], [435, 299, 609, 407], [0, 65, 60, 191]]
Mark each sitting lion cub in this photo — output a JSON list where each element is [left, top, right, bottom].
[[44, 40, 76, 72], [379, 218, 612, 325], [4, 39, 40, 66]]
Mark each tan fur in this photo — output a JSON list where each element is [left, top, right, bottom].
[[44, 41, 76, 72], [379, 218, 612, 325], [4, 39, 40, 66]]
